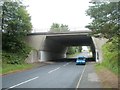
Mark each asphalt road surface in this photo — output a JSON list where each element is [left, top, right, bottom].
[[75, 51, 92, 58], [2, 53, 101, 89]]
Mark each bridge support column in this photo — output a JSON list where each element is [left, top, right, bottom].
[[92, 37, 108, 63], [95, 49, 99, 62], [25, 50, 40, 63]]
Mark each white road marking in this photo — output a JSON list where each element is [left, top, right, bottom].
[[6, 76, 39, 90], [76, 65, 87, 89], [63, 62, 71, 66], [48, 67, 60, 74]]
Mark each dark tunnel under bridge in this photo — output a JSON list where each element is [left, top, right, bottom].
[[41, 35, 96, 62]]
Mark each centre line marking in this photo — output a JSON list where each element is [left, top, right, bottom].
[[76, 65, 87, 89], [63, 62, 69, 66], [6, 76, 39, 90], [48, 67, 60, 74]]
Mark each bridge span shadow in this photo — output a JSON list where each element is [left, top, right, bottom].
[[49, 57, 95, 62]]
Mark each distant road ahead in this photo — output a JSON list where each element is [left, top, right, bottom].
[[74, 51, 92, 58]]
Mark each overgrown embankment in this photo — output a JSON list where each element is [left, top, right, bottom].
[[1, 43, 32, 75], [96, 36, 119, 75], [95, 36, 119, 88], [1, 1, 33, 75], [101, 41, 118, 75]]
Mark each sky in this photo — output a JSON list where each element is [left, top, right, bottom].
[[24, 0, 92, 32]]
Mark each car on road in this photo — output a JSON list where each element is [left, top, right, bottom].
[[76, 56, 86, 65]]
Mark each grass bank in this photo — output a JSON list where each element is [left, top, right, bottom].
[[95, 40, 119, 88], [102, 42, 118, 75], [95, 37, 119, 75], [1, 48, 34, 75], [95, 63, 118, 88], [1, 63, 37, 75]]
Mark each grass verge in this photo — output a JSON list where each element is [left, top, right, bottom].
[[101, 42, 119, 75], [95, 63, 119, 88], [1, 63, 37, 75]]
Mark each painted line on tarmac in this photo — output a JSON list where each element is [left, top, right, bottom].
[[6, 76, 39, 90], [63, 62, 70, 66], [76, 65, 87, 88], [48, 67, 60, 74]]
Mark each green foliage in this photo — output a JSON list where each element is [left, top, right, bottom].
[[2, 1, 32, 34], [101, 37, 119, 75], [66, 46, 81, 55], [86, 2, 119, 75], [66, 47, 76, 55], [49, 23, 69, 32], [2, 63, 35, 74], [1, 1, 32, 64], [77, 46, 82, 52], [2, 1, 32, 52], [2, 44, 31, 64], [86, 2, 120, 39], [66, 46, 82, 55]]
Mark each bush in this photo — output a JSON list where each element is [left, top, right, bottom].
[[66, 47, 76, 55], [2, 43, 31, 64], [102, 38, 119, 75]]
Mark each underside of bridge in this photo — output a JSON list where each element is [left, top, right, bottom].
[[41, 35, 96, 61]]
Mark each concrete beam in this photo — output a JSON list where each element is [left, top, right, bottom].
[[25, 35, 46, 50]]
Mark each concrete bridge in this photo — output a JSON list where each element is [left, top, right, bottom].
[[25, 31, 108, 63]]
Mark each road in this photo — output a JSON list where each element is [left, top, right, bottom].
[[75, 51, 92, 58], [2, 53, 101, 89]]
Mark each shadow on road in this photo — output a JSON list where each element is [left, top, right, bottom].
[[49, 57, 95, 62]]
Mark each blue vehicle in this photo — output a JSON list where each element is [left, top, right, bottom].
[[76, 56, 86, 65]]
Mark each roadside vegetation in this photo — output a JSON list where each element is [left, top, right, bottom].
[[101, 37, 119, 75], [66, 52, 80, 58], [66, 46, 82, 58], [2, 63, 36, 75], [96, 37, 119, 75], [49, 23, 69, 33], [86, 2, 119, 88], [1, 0, 33, 74]]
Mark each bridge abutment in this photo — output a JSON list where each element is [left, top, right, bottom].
[[92, 37, 108, 63]]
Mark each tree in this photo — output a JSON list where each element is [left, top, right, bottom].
[[78, 46, 82, 52], [49, 23, 60, 32], [1, 1, 32, 64], [66, 47, 76, 55], [60, 24, 69, 32], [49, 23, 69, 32], [2, 1, 32, 52], [86, 2, 120, 39]]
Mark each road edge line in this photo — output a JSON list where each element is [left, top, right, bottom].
[[76, 64, 87, 88]]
